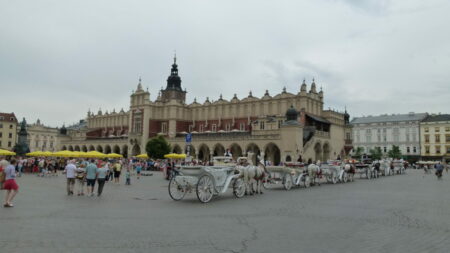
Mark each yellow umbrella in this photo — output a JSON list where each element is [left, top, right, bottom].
[[53, 150, 77, 157], [106, 153, 123, 158], [164, 153, 186, 159], [175, 154, 186, 159], [136, 153, 148, 159], [26, 151, 44, 157], [84, 151, 106, 158], [0, 149, 16, 156], [42, 151, 53, 157], [72, 151, 87, 158]]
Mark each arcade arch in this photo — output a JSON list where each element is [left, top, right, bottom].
[[172, 144, 182, 154], [314, 142, 322, 162], [198, 144, 210, 162], [264, 143, 280, 165], [131, 144, 141, 156], [213, 143, 225, 156], [105, 145, 112, 154], [113, 145, 120, 154]]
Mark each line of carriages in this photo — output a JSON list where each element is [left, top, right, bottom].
[[168, 155, 409, 203]]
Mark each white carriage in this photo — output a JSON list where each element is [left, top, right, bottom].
[[320, 161, 349, 184], [168, 157, 245, 203], [263, 163, 310, 190], [378, 160, 393, 176], [355, 163, 373, 179], [391, 160, 406, 175]]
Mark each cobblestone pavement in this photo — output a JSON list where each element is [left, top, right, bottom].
[[1, 170, 449, 253]]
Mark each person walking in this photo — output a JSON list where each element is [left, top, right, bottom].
[[3, 159, 19, 207], [85, 160, 98, 197], [64, 160, 77, 195], [125, 168, 131, 185], [135, 162, 142, 180], [17, 158, 24, 177], [76, 164, 86, 196], [96, 162, 108, 196], [109, 163, 114, 182], [113, 161, 122, 184], [435, 162, 444, 179]]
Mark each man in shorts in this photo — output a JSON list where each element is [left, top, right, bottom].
[[114, 161, 122, 184], [64, 160, 77, 195], [85, 160, 98, 196]]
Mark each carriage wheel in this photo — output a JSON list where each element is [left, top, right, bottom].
[[262, 174, 271, 189], [233, 178, 246, 198], [342, 172, 348, 183], [283, 174, 293, 190], [303, 175, 311, 188], [168, 177, 187, 201], [326, 175, 333, 183], [331, 173, 338, 184], [196, 175, 214, 203]]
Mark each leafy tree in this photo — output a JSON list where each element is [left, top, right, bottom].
[[354, 147, 364, 157], [369, 147, 382, 160], [387, 145, 402, 159], [146, 135, 171, 159]]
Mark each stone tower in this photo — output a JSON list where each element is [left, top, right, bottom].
[[161, 55, 187, 103]]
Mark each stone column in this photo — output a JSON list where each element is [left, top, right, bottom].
[[210, 151, 214, 163]]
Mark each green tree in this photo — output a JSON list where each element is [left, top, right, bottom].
[[387, 145, 402, 159], [354, 147, 364, 157], [369, 147, 382, 160], [146, 135, 171, 159]]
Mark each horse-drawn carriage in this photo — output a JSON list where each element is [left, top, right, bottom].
[[355, 163, 374, 179], [263, 162, 310, 190], [391, 160, 406, 175], [306, 161, 353, 186], [320, 161, 350, 184], [168, 157, 245, 203]]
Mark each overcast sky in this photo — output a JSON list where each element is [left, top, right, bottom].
[[1, 0, 449, 127]]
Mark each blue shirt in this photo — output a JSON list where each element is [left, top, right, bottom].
[[5, 164, 16, 180], [85, 163, 98, 179], [97, 167, 108, 179]]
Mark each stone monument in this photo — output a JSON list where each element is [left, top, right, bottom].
[[14, 118, 30, 155]]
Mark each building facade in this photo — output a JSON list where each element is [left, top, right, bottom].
[[0, 112, 18, 150], [60, 57, 348, 164], [420, 114, 450, 162], [351, 113, 427, 160], [26, 119, 61, 152]]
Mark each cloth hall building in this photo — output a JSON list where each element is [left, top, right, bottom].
[[59, 58, 349, 165]]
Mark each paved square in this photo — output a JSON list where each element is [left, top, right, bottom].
[[1, 170, 449, 253]]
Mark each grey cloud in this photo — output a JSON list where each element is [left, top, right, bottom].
[[0, 0, 449, 126]]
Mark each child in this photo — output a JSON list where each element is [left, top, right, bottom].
[[136, 162, 142, 180], [125, 169, 131, 185]]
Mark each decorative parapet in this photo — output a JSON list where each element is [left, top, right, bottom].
[[171, 131, 280, 142]]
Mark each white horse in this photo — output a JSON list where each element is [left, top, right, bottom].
[[237, 155, 267, 195], [343, 163, 355, 182], [307, 161, 321, 186]]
